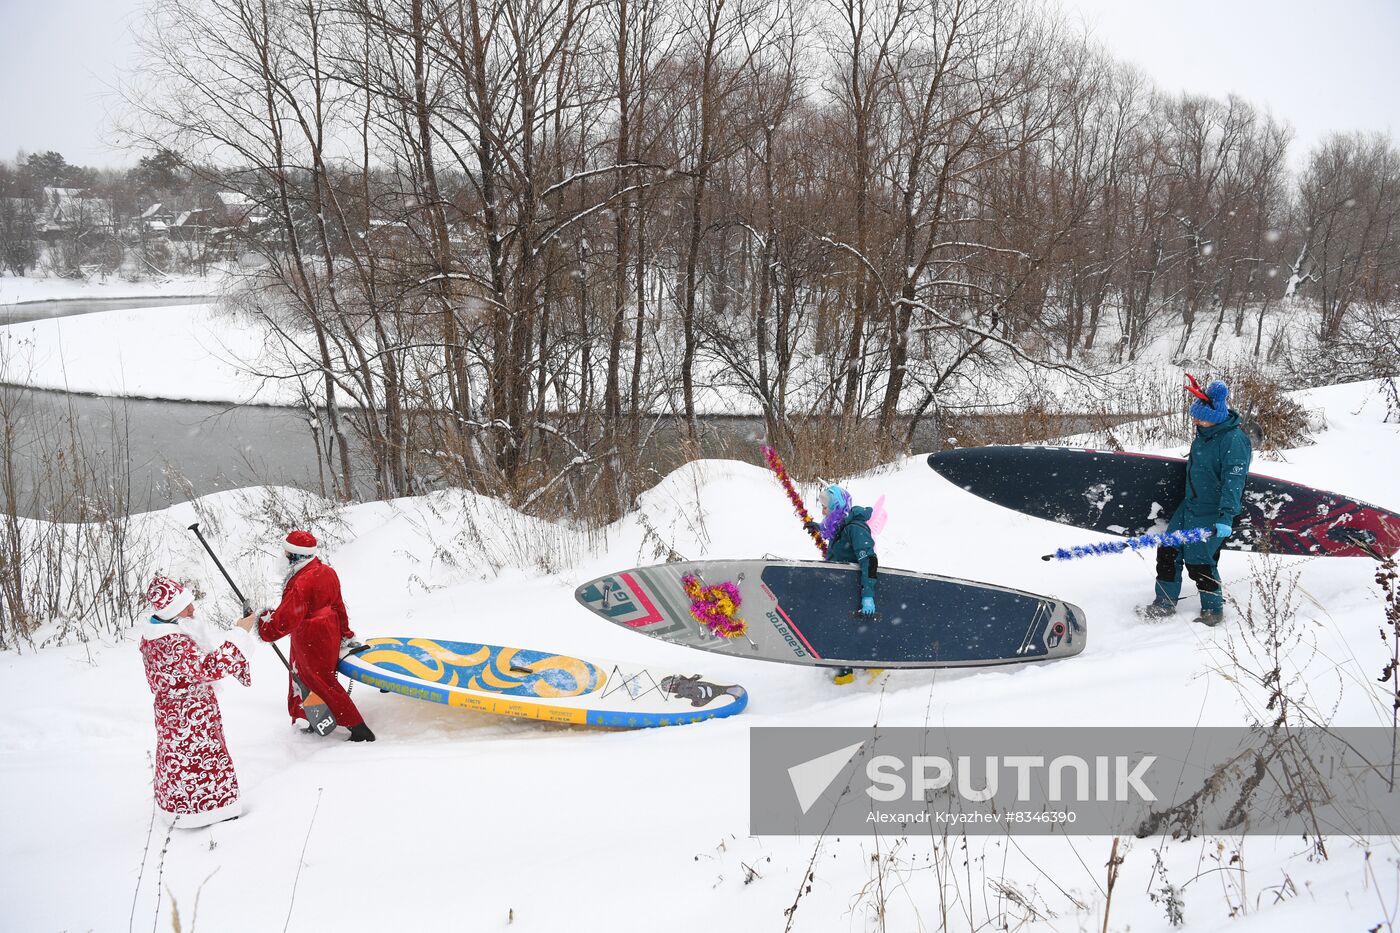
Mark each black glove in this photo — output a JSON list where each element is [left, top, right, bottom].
[[803, 521, 821, 535]]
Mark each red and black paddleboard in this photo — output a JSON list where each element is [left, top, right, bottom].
[[928, 446, 1400, 559]]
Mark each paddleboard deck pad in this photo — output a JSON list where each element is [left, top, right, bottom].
[[928, 446, 1400, 559], [575, 560, 1084, 668], [338, 638, 747, 727]]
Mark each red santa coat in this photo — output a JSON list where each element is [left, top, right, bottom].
[[257, 557, 365, 728], [140, 619, 250, 827]]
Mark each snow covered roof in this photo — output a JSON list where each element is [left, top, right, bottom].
[[38, 187, 112, 229], [216, 191, 252, 208], [140, 203, 164, 219]]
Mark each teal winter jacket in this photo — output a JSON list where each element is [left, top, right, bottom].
[[825, 506, 877, 600], [1167, 410, 1254, 533]]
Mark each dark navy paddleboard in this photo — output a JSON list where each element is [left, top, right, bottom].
[[574, 560, 1084, 668], [928, 446, 1400, 559]]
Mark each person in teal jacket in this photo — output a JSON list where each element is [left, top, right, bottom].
[[1141, 378, 1253, 626], [804, 484, 878, 683]]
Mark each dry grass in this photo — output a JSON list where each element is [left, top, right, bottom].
[[1216, 365, 1314, 452], [0, 360, 153, 648]]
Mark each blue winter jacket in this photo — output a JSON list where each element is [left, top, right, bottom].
[[825, 506, 877, 601], [1167, 409, 1253, 532]]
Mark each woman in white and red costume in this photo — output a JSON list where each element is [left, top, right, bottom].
[[140, 574, 256, 827], [257, 530, 374, 741]]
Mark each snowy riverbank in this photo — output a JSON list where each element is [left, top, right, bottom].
[[1, 379, 1397, 931]]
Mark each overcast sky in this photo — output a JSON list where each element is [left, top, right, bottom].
[[1, 0, 1397, 168]]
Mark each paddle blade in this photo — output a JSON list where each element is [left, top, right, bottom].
[[301, 689, 338, 736]]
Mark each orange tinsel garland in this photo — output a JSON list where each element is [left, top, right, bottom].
[[761, 445, 826, 557]]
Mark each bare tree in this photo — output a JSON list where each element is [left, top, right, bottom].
[[1295, 132, 1400, 342]]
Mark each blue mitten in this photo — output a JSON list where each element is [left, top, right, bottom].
[[1213, 522, 1232, 540], [860, 596, 876, 616]]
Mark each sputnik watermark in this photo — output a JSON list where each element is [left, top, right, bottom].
[[865, 810, 1077, 825], [787, 741, 864, 814], [865, 754, 1156, 803], [750, 726, 1400, 836]]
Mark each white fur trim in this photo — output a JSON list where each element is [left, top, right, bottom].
[[283, 540, 318, 556], [142, 618, 249, 657], [152, 587, 194, 621], [223, 626, 257, 660], [161, 797, 243, 829]]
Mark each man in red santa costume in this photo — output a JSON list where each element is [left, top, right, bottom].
[[257, 530, 375, 742], [141, 574, 257, 827]]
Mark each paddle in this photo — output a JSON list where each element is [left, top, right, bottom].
[[1040, 527, 1215, 562], [188, 522, 338, 736]]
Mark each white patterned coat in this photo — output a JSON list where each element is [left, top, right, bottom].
[[139, 620, 251, 827]]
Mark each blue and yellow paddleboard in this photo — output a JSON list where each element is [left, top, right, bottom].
[[338, 638, 747, 728]]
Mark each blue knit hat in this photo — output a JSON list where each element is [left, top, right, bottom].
[[1189, 379, 1230, 424]]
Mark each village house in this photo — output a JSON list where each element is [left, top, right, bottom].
[[35, 186, 115, 244]]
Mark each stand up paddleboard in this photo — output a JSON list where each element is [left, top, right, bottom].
[[575, 560, 1084, 669], [928, 446, 1400, 559], [338, 638, 747, 728]]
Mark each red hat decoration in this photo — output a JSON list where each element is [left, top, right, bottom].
[[284, 530, 318, 556], [146, 574, 194, 621]]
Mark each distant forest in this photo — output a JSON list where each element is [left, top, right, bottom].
[[3, 0, 1397, 511]]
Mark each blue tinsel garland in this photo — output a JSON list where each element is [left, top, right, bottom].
[[1051, 527, 1213, 562]]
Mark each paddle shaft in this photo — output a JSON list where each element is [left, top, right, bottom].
[[187, 522, 294, 673]]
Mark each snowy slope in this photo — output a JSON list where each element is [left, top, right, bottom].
[[1, 381, 1398, 931]]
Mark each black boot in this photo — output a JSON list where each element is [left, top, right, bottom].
[[348, 723, 376, 742]]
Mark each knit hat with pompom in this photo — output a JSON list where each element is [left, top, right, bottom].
[[1189, 379, 1230, 424]]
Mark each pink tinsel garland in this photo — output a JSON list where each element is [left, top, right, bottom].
[[682, 575, 748, 639]]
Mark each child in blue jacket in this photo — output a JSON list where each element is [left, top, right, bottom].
[[805, 484, 878, 682]]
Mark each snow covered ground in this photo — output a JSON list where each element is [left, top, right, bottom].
[[1, 379, 1397, 931]]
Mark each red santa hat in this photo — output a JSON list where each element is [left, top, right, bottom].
[[146, 574, 194, 621], [283, 529, 318, 556]]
